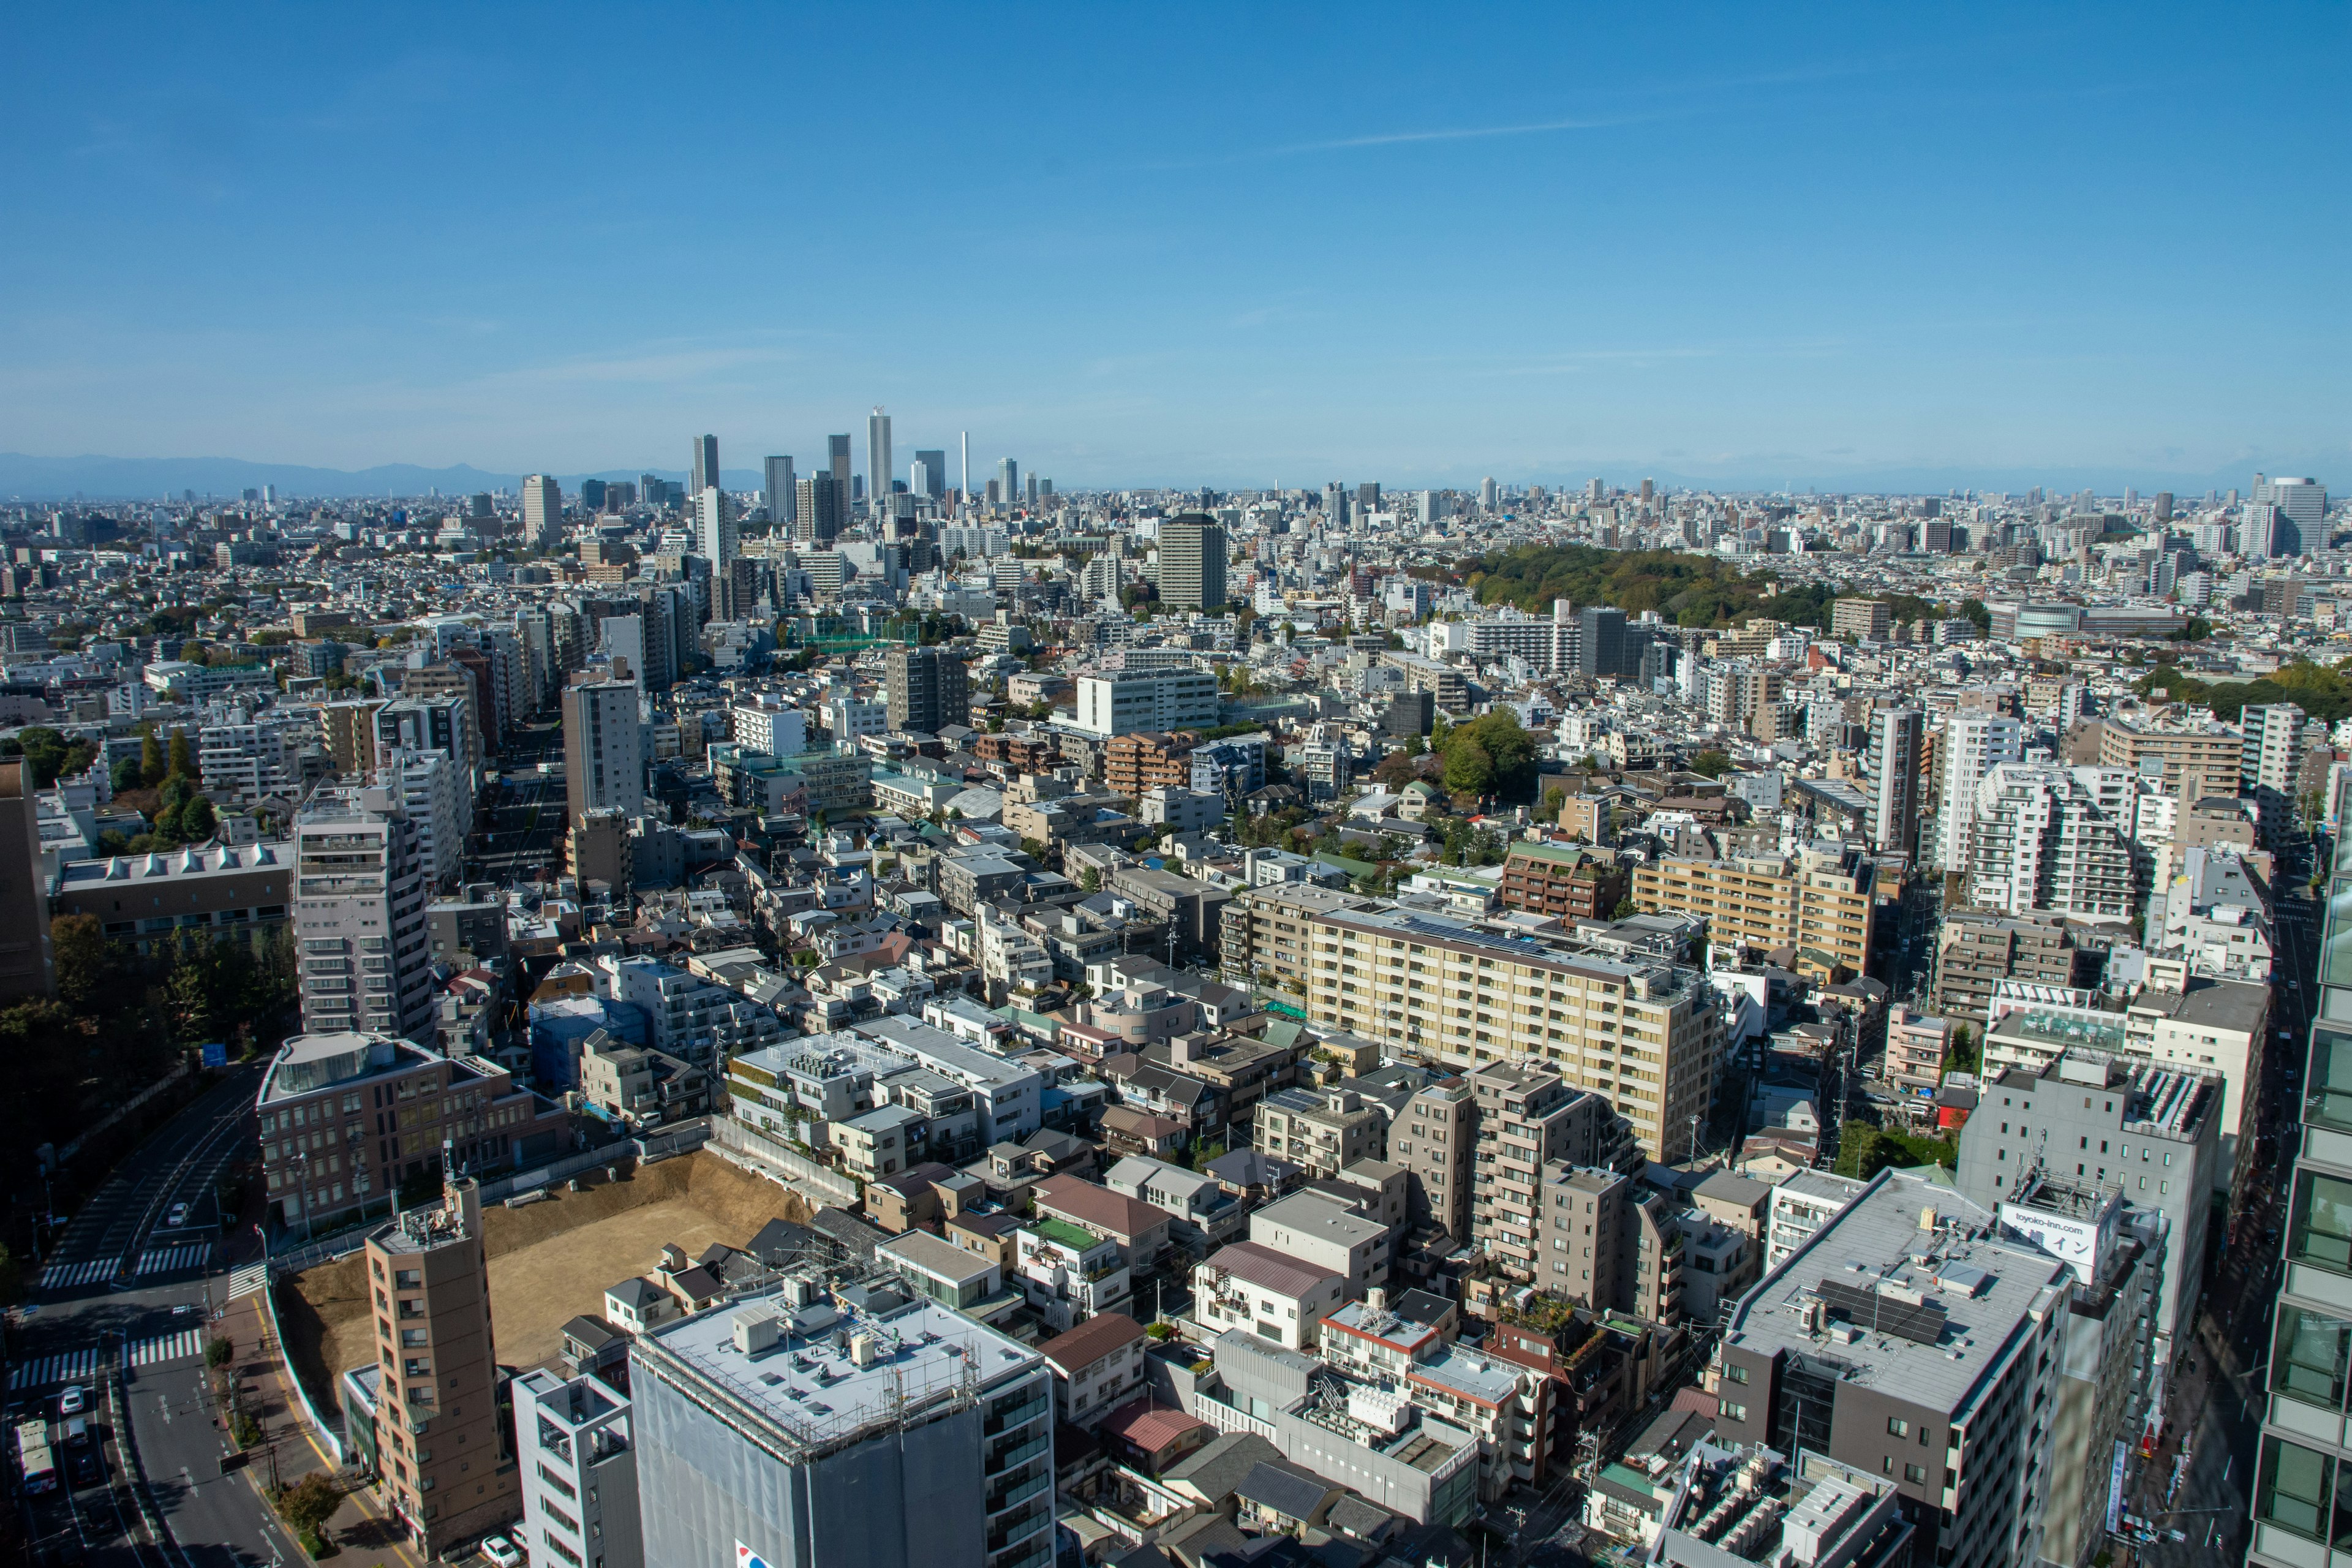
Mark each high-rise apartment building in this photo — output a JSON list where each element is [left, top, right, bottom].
[[1965, 764, 2138, 923], [1216, 885, 1719, 1161], [366, 1176, 519, 1556], [521, 474, 561, 549], [562, 674, 646, 834], [867, 407, 892, 513], [375, 747, 467, 890], [797, 472, 843, 544], [694, 486, 737, 567], [1868, 706, 1924, 858], [1155, 513, 1227, 610], [628, 1286, 1056, 1568], [1469, 1061, 1633, 1280], [2242, 701, 2307, 846], [764, 455, 795, 527], [886, 647, 970, 736], [690, 434, 719, 496], [1935, 714, 2024, 873], [293, 785, 435, 1042], [2094, 715, 2243, 799]]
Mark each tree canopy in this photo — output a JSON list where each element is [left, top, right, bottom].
[[2136, 657, 2352, 728], [1431, 710, 1540, 802]]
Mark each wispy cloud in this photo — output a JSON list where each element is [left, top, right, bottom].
[[1150, 111, 1654, 168]]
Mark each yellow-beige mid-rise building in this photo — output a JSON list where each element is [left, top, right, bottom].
[[1630, 844, 1875, 982], [1221, 885, 1717, 1161]]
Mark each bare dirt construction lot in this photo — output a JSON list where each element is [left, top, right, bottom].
[[278, 1152, 810, 1417]]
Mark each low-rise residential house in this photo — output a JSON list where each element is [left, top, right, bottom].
[[1104, 1155, 1247, 1251], [1193, 1240, 1348, 1351], [1039, 1311, 1150, 1430]]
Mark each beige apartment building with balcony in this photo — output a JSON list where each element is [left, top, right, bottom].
[[1630, 846, 1875, 983], [1469, 1063, 1635, 1281], [1254, 1086, 1387, 1178], [1219, 890, 1719, 1164]]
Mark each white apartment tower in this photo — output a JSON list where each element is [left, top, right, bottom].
[[695, 486, 737, 567], [1935, 713, 2024, 873], [375, 747, 469, 891], [1966, 764, 2138, 923], [293, 786, 435, 1042]]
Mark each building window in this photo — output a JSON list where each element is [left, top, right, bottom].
[[2256, 1436, 2332, 1542], [1887, 1418, 1909, 1438], [2293, 1172, 2352, 1276], [1904, 1463, 1928, 1485], [1722, 1401, 1747, 1423], [2277, 1306, 2352, 1411]]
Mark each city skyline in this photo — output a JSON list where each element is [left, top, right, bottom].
[[3, 4, 2343, 488]]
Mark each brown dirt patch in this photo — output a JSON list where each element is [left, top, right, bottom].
[[282, 1151, 810, 1417]]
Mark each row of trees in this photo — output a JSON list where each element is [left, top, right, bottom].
[[0, 919, 298, 1219]]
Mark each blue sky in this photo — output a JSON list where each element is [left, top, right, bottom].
[[3, 3, 2344, 492]]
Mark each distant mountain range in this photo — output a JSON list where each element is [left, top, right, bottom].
[[0, 450, 2331, 503], [0, 453, 766, 502]]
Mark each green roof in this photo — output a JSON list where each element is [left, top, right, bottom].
[[1261, 1019, 1306, 1050], [1504, 842, 1596, 867], [1310, 851, 1379, 878], [1026, 1216, 1105, 1253], [1599, 1463, 1659, 1498]]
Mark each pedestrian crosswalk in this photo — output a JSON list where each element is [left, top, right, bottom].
[[7, 1348, 100, 1392], [36, 1258, 118, 1290], [127, 1327, 205, 1369], [135, 1243, 211, 1277], [227, 1262, 270, 1301]]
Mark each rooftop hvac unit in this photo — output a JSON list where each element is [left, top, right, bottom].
[[732, 1304, 781, 1355], [850, 1333, 881, 1369]]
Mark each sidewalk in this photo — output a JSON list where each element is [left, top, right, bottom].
[[227, 1288, 427, 1567]]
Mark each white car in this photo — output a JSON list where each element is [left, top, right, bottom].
[[480, 1536, 524, 1567], [167, 1202, 190, 1227], [57, 1385, 86, 1417]]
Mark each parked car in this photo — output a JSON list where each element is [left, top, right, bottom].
[[480, 1536, 524, 1567]]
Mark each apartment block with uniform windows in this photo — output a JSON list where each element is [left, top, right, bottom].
[[1221, 889, 1718, 1164], [366, 1177, 518, 1558]]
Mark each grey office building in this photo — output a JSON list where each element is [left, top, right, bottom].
[[998, 458, 1019, 509], [1578, 607, 1643, 680], [913, 449, 947, 499], [867, 408, 892, 514], [887, 646, 970, 736], [828, 434, 852, 521], [1715, 1169, 2075, 1568], [765, 456, 796, 527], [1953, 1048, 2218, 1360], [1156, 513, 1227, 611], [692, 434, 720, 496], [628, 1287, 1056, 1568]]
